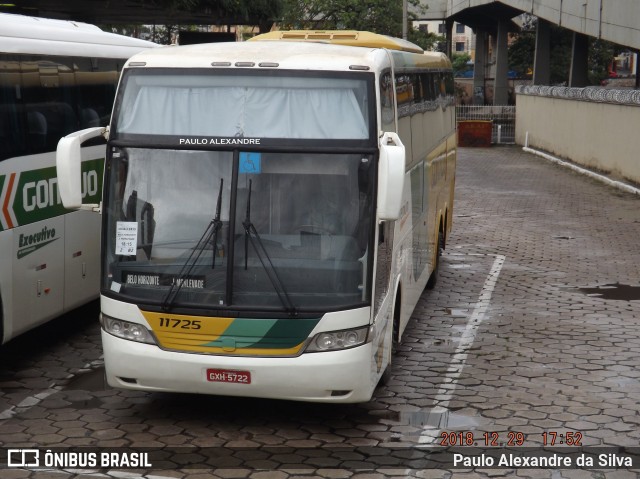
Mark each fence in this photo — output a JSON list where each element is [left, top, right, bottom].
[[456, 105, 516, 144], [517, 84, 640, 105]]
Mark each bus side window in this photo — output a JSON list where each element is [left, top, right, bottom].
[[27, 110, 47, 150], [379, 71, 395, 132]]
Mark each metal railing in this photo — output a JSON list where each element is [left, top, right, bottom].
[[456, 105, 516, 144]]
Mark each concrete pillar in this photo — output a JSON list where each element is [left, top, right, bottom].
[[473, 30, 487, 105], [488, 34, 497, 79], [533, 19, 551, 85], [569, 32, 589, 87], [635, 50, 640, 90], [445, 18, 454, 58], [493, 20, 509, 105]]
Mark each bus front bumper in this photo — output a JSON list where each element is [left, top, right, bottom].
[[101, 330, 376, 403]]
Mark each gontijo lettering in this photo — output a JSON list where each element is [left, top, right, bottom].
[[0, 160, 104, 232], [22, 171, 98, 212]]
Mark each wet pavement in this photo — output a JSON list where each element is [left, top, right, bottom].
[[1, 146, 640, 478]]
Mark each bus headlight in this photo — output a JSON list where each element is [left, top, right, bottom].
[[306, 326, 369, 352], [100, 314, 156, 345]]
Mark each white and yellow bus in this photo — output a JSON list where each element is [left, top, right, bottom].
[[57, 30, 456, 402], [0, 13, 156, 344]]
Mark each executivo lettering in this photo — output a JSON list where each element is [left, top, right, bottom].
[[17, 225, 58, 259]]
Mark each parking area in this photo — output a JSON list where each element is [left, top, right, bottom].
[[1, 145, 639, 478]]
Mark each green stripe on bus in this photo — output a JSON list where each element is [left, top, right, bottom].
[[202, 317, 320, 350]]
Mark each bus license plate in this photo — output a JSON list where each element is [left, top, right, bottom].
[[206, 369, 251, 384]]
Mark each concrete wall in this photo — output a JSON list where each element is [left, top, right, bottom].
[[515, 90, 640, 185]]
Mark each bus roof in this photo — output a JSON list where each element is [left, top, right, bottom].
[[250, 30, 424, 54], [124, 36, 451, 72], [0, 12, 157, 58]]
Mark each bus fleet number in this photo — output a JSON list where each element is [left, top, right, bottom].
[[158, 318, 202, 329]]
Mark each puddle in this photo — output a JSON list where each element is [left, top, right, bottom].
[[62, 368, 108, 409], [64, 367, 108, 392], [573, 283, 640, 301], [445, 308, 468, 317], [553, 235, 575, 240], [67, 396, 104, 409], [370, 407, 486, 430], [428, 338, 455, 347]]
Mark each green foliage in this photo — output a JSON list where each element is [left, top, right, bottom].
[[451, 52, 471, 74], [507, 24, 573, 84], [508, 21, 617, 85], [148, 24, 179, 44], [280, 0, 425, 38], [507, 30, 535, 77], [548, 27, 573, 84], [589, 39, 616, 84], [408, 29, 444, 52]]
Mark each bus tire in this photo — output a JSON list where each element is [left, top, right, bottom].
[[426, 231, 444, 290]]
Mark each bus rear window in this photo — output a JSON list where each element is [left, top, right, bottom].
[[115, 70, 372, 140]]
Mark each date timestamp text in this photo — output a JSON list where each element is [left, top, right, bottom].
[[440, 431, 583, 447]]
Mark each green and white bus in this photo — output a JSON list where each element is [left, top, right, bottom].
[[57, 30, 456, 402], [0, 13, 155, 344]]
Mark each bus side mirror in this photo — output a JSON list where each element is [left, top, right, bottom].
[[377, 132, 405, 220], [56, 127, 105, 211]]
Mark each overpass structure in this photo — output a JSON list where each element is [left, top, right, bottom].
[[416, 0, 640, 103], [0, 0, 276, 31], [417, 1, 640, 195]]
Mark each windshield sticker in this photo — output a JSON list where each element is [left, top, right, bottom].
[[123, 272, 206, 289], [115, 221, 138, 256], [239, 152, 262, 174], [179, 138, 261, 146]]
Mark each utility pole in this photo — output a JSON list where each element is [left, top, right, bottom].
[[402, 0, 408, 39]]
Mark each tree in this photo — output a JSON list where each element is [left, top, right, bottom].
[[408, 28, 444, 52], [508, 19, 616, 85], [451, 52, 471, 74], [508, 23, 573, 84], [589, 39, 616, 84], [507, 30, 535, 77], [280, 0, 426, 39]]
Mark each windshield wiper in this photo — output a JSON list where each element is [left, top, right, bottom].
[[162, 178, 224, 311], [242, 179, 297, 316]]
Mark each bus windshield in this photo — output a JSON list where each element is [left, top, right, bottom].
[[114, 70, 371, 140], [103, 148, 375, 313]]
